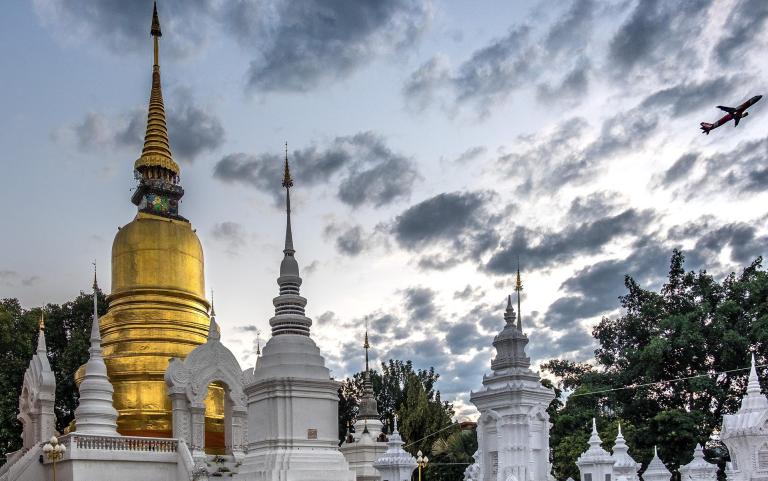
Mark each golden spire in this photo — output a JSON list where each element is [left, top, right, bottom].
[[134, 1, 179, 178], [363, 326, 370, 372], [38, 310, 45, 331]]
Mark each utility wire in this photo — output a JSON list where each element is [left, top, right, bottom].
[[567, 363, 766, 398], [403, 422, 461, 448]]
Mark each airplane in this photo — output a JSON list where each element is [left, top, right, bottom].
[[700, 95, 762, 134]]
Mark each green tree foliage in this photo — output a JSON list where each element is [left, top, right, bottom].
[[338, 360, 455, 458], [544, 250, 768, 480], [430, 426, 478, 481], [0, 289, 106, 462]]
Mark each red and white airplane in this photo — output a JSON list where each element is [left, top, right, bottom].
[[700, 95, 762, 134]]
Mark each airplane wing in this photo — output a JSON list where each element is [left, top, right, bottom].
[[717, 105, 737, 114], [735, 116, 741, 126]]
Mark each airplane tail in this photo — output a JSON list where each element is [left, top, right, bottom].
[[700, 122, 713, 134]]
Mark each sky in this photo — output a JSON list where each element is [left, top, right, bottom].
[[1, 0, 767, 420]]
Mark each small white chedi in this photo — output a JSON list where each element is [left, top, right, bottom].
[[576, 419, 615, 481], [721, 354, 768, 481], [465, 268, 555, 481], [372, 418, 417, 481]]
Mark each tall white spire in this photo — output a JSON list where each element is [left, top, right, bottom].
[[208, 290, 220, 341], [37, 310, 47, 354], [269, 144, 312, 337], [642, 446, 671, 481], [612, 423, 640, 481], [74, 264, 119, 435]]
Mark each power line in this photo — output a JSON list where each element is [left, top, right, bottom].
[[567, 363, 766, 398], [403, 422, 461, 449]]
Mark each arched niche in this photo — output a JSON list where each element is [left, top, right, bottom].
[[165, 333, 247, 462]]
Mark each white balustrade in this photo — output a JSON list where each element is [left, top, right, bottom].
[[59, 433, 179, 453]]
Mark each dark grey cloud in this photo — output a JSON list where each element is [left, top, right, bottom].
[[693, 222, 768, 266], [403, 0, 595, 115], [453, 284, 485, 302], [659, 136, 768, 199], [211, 221, 246, 254], [392, 191, 499, 268], [214, 132, 418, 208], [66, 91, 224, 163], [545, 243, 671, 328], [334, 225, 366, 257], [567, 192, 624, 222], [229, 1, 429, 93], [0, 270, 39, 288], [714, 0, 768, 67], [607, 0, 711, 80], [401, 286, 437, 322], [528, 326, 596, 363], [445, 320, 484, 355], [655, 153, 699, 187], [34, 0, 214, 59], [536, 61, 590, 105], [640, 76, 739, 117], [37, 1, 428, 93], [486, 208, 656, 274]]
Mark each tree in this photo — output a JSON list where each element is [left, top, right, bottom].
[[430, 426, 478, 481], [544, 251, 768, 479], [0, 288, 105, 462]]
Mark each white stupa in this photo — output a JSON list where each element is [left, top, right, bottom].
[[372, 418, 417, 481], [341, 329, 388, 480], [467, 266, 555, 481], [641, 447, 671, 481], [721, 354, 768, 481], [73, 269, 119, 435], [576, 419, 614, 481], [238, 150, 354, 481], [17, 312, 56, 450], [679, 444, 717, 481], [611, 424, 639, 481]]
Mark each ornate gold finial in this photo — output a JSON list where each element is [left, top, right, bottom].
[[38, 310, 45, 331], [515, 256, 523, 293], [515, 256, 523, 330], [210, 289, 215, 317], [151, 2, 162, 38], [92, 260, 98, 290], [134, 1, 179, 178], [282, 142, 293, 189]]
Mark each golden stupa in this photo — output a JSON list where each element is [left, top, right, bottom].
[[76, 2, 224, 450]]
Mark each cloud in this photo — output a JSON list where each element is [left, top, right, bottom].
[[714, 0, 768, 67], [33, 0, 215, 59], [401, 286, 437, 321], [0, 270, 40, 288], [659, 136, 768, 199], [453, 146, 487, 164], [536, 62, 591, 105], [392, 191, 499, 268], [486, 208, 657, 274], [227, 1, 430, 93], [35, 1, 430, 93], [453, 284, 485, 302], [402, 0, 595, 115], [214, 132, 419, 208], [325, 223, 368, 256], [566, 192, 624, 222], [59, 91, 224, 162], [640, 76, 739, 116], [607, 0, 712, 81], [211, 221, 246, 255]]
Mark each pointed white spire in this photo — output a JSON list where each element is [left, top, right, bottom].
[[680, 443, 717, 481], [208, 290, 220, 341], [74, 264, 118, 435], [36, 310, 47, 354], [612, 422, 640, 480], [577, 418, 613, 468], [270, 146, 312, 337], [738, 353, 768, 412], [642, 446, 671, 481]]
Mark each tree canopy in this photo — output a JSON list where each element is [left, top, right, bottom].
[[544, 250, 768, 480], [0, 290, 104, 460]]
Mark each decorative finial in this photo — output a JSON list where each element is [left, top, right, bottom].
[[515, 257, 523, 331], [282, 142, 293, 189], [364, 323, 370, 372], [256, 330, 261, 356], [210, 289, 216, 317], [151, 1, 162, 38], [92, 260, 98, 290], [39, 310, 45, 331]]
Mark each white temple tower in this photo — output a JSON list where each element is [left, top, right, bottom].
[[640, 447, 671, 481], [341, 329, 388, 480], [610, 424, 639, 481], [372, 418, 417, 481], [576, 419, 614, 481], [467, 267, 555, 481], [238, 149, 354, 481], [73, 269, 119, 435], [17, 312, 56, 450], [721, 354, 768, 481], [679, 444, 717, 481]]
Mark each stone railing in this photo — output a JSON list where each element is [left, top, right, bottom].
[[60, 433, 179, 453]]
